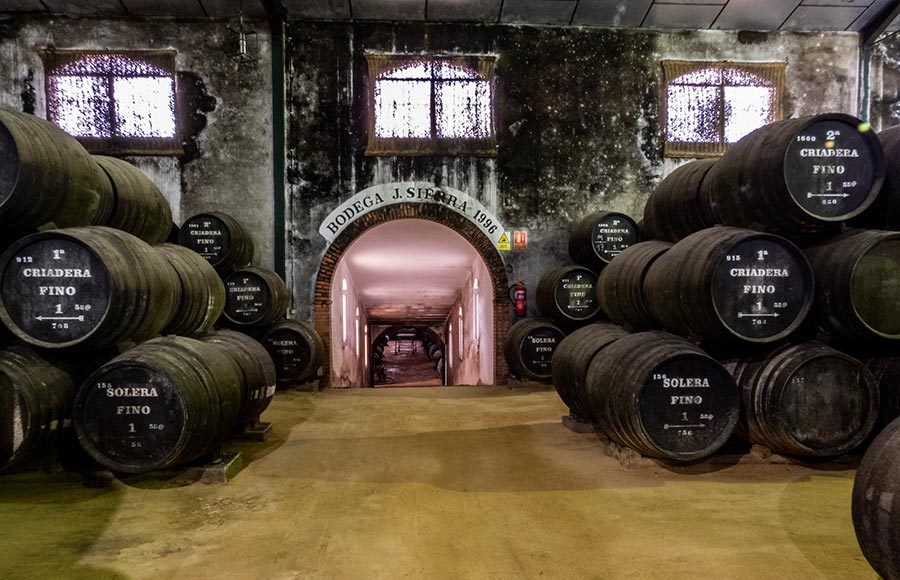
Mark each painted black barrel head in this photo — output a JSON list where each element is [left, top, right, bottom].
[[519, 326, 565, 378], [553, 268, 600, 321], [224, 270, 271, 325], [711, 237, 811, 340], [784, 118, 881, 219], [179, 214, 232, 266], [591, 213, 639, 263], [76, 364, 184, 473], [0, 237, 111, 344], [638, 355, 738, 458], [262, 327, 311, 384]]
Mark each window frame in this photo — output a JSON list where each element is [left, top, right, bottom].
[[661, 60, 786, 158], [365, 53, 498, 157], [40, 49, 181, 156]]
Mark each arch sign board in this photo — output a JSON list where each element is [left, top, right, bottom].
[[318, 182, 506, 247]]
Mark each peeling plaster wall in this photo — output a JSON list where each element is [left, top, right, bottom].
[[0, 15, 274, 266], [286, 23, 859, 323]]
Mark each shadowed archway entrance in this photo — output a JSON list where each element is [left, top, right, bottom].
[[315, 202, 510, 388]]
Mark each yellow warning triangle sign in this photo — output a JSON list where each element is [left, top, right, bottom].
[[497, 232, 511, 251]]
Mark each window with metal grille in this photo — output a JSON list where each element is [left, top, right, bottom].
[[661, 61, 785, 158], [42, 50, 179, 155], [366, 54, 496, 156]]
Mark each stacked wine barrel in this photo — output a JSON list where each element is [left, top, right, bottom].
[[260, 319, 324, 387]]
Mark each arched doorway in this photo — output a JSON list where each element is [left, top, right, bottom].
[[314, 203, 509, 388]]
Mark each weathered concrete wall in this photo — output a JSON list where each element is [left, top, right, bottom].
[[285, 23, 860, 322], [868, 37, 900, 131], [0, 14, 274, 266]]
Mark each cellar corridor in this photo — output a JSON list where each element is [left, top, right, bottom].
[[0, 386, 870, 580]]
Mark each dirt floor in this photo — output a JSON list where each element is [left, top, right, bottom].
[[0, 385, 877, 580], [377, 339, 443, 387]]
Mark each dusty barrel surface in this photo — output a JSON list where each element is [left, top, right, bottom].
[[94, 155, 173, 245], [536, 265, 602, 328], [0, 109, 113, 233], [585, 331, 739, 462], [260, 320, 324, 386], [0, 227, 179, 350], [643, 159, 718, 242], [201, 330, 276, 424], [853, 416, 900, 580], [723, 342, 878, 457], [73, 336, 243, 474], [0, 345, 75, 472], [551, 323, 629, 421], [568, 211, 640, 270], [700, 113, 884, 235], [643, 227, 813, 343], [597, 241, 671, 331], [222, 267, 290, 327], [804, 229, 900, 342], [504, 318, 565, 382], [850, 125, 900, 230], [856, 354, 900, 428], [154, 244, 225, 336], [178, 212, 254, 272]]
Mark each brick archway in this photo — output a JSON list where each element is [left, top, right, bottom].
[[314, 202, 510, 387]]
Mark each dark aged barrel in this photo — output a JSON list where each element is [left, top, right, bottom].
[[0, 109, 113, 233], [644, 227, 813, 343], [0, 345, 75, 472], [154, 244, 225, 336], [585, 331, 739, 462], [0, 227, 179, 350], [94, 155, 173, 245], [73, 336, 243, 474], [261, 320, 324, 386], [222, 267, 290, 327], [551, 323, 629, 420], [850, 125, 900, 230], [504, 318, 565, 382], [859, 355, 900, 428], [853, 416, 900, 580], [536, 265, 602, 328], [597, 241, 672, 331], [700, 113, 884, 235], [804, 229, 900, 342], [178, 212, 254, 272], [427, 343, 442, 360], [568, 211, 640, 270], [201, 330, 276, 424], [724, 342, 878, 457], [643, 160, 718, 242]]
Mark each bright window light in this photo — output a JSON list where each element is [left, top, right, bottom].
[[458, 305, 464, 359], [114, 77, 176, 138], [364, 326, 369, 368]]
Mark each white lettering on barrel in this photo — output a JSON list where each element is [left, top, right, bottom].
[[743, 285, 776, 294], [116, 405, 151, 415], [38, 286, 76, 296]]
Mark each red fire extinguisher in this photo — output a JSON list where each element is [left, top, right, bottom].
[[509, 281, 527, 317]]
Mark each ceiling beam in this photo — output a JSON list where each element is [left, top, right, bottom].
[[862, 0, 900, 46]]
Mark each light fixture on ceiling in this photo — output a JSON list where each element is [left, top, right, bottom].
[[227, 2, 258, 65]]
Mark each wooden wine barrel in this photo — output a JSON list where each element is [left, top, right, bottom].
[[73, 336, 243, 474], [853, 416, 900, 580], [260, 320, 324, 386], [0, 345, 75, 472], [178, 212, 254, 272], [201, 330, 276, 424], [94, 156, 173, 245], [0, 226, 179, 350], [427, 343, 442, 360], [700, 113, 884, 235], [644, 227, 813, 343], [597, 241, 672, 331], [222, 267, 290, 327], [165, 222, 180, 244], [586, 331, 740, 462], [435, 355, 444, 373], [154, 244, 225, 336], [857, 354, 900, 428], [803, 229, 900, 342], [568, 211, 640, 270], [536, 265, 602, 328], [850, 125, 900, 230], [643, 160, 718, 242], [551, 323, 629, 421], [504, 318, 565, 382], [723, 342, 878, 457], [0, 109, 113, 233]]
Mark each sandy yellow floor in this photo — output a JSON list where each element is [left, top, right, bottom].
[[0, 386, 876, 580]]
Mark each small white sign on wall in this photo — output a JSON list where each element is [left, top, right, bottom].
[[318, 181, 506, 246]]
